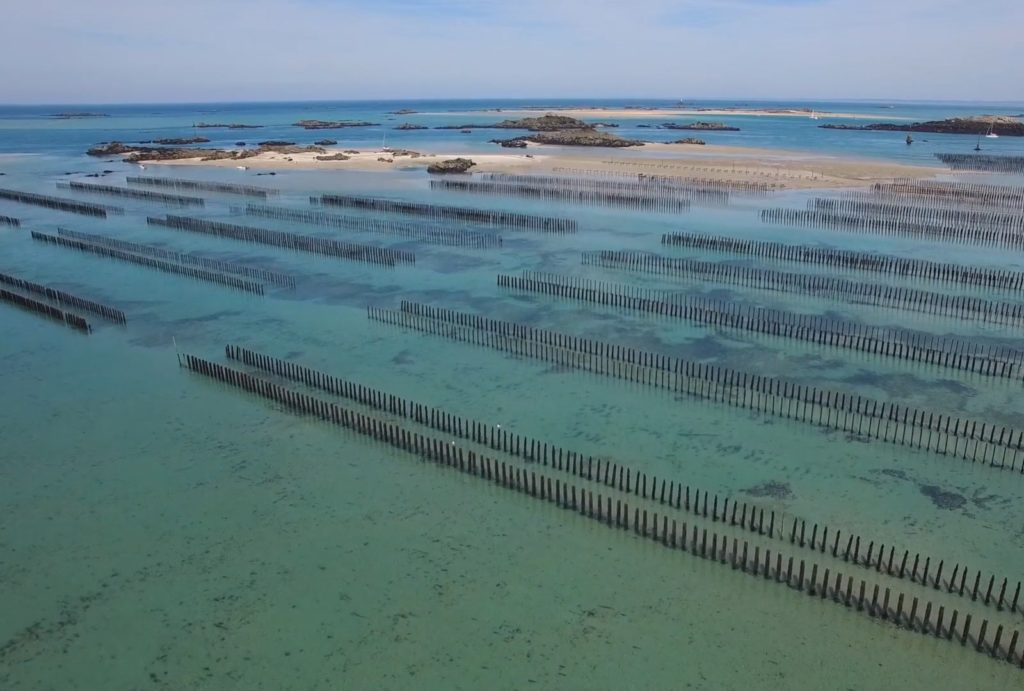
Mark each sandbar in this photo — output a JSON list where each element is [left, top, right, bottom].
[[151, 141, 938, 190]]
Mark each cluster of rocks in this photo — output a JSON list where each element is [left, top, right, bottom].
[[51, 112, 109, 119], [430, 114, 646, 148], [427, 158, 475, 174], [394, 123, 428, 130], [662, 121, 740, 131], [670, 138, 706, 145], [389, 108, 417, 115], [314, 139, 338, 145], [495, 129, 643, 148], [141, 137, 210, 145], [194, 122, 262, 129], [437, 114, 591, 131], [315, 153, 350, 161], [293, 119, 379, 130], [86, 141, 326, 163], [821, 116, 1024, 136]]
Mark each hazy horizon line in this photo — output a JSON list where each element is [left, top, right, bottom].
[[3, 96, 1024, 108]]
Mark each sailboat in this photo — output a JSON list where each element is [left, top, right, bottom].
[[809, 110, 819, 120], [985, 121, 999, 139]]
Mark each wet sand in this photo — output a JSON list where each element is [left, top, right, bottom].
[[151, 142, 939, 190]]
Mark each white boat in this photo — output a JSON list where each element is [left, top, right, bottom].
[[809, 110, 819, 120], [985, 122, 999, 139]]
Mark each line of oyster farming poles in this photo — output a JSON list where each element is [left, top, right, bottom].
[[7, 153, 1023, 674], [150, 169, 1024, 673], [497, 272, 1023, 380], [179, 347, 1024, 669]]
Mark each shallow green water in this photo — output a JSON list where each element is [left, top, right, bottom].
[[2, 130, 1024, 688]]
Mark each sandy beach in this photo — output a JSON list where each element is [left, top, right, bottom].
[[418, 107, 903, 121], [152, 141, 938, 190]]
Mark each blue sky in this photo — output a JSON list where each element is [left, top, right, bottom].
[[1, 0, 1021, 103]]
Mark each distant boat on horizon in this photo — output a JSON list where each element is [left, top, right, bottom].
[[809, 110, 819, 120]]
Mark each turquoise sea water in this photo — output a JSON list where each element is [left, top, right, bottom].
[[2, 99, 1024, 690]]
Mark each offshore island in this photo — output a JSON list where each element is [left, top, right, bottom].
[[85, 112, 945, 189]]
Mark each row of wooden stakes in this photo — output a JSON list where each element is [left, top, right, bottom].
[[498, 271, 1023, 379], [59, 180, 204, 207], [661, 230, 1024, 291], [180, 352, 1024, 669], [873, 179, 1024, 208], [222, 341, 1023, 620], [582, 249, 1024, 326], [0, 269, 126, 324], [0, 187, 121, 218], [148, 215, 414, 267], [371, 302, 1024, 471], [32, 231, 266, 295], [239, 203, 502, 248], [315, 194, 577, 233], [57, 227, 296, 288], [810, 197, 1024, 234], [486, 172, 731, 202], [549, 166, 772, 194], [431, 179, 694, 213], [0, 287, 91, 333], [935, 154, 1024, 174], [127, 175, 275, 198]]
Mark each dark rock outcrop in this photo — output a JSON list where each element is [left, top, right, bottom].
[[427, 158, 476, 174], [51, 112, 109, 118], [437, 114, 597, 132], [257, 140, 295, 147], [293, 119, 379, 129], [251, 144, 326, 156], [142, 137, 210, 145], [86, 141, 325, 163], [389, 108, 418, 115], [670, 138, 706, 145], [820, 117, 1024, 136], [495, 129, 644, 148], [194, 122, 263, 129], [394, 123, 428, 130], [314, 139, 338, 145], [315, 153, 350, 161], [493, 139, 528, 148], [662, 121, 739, 131], [86, 142, 136, 156]]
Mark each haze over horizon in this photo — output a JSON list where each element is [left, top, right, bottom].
[[3, 0, 1022, 105]]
